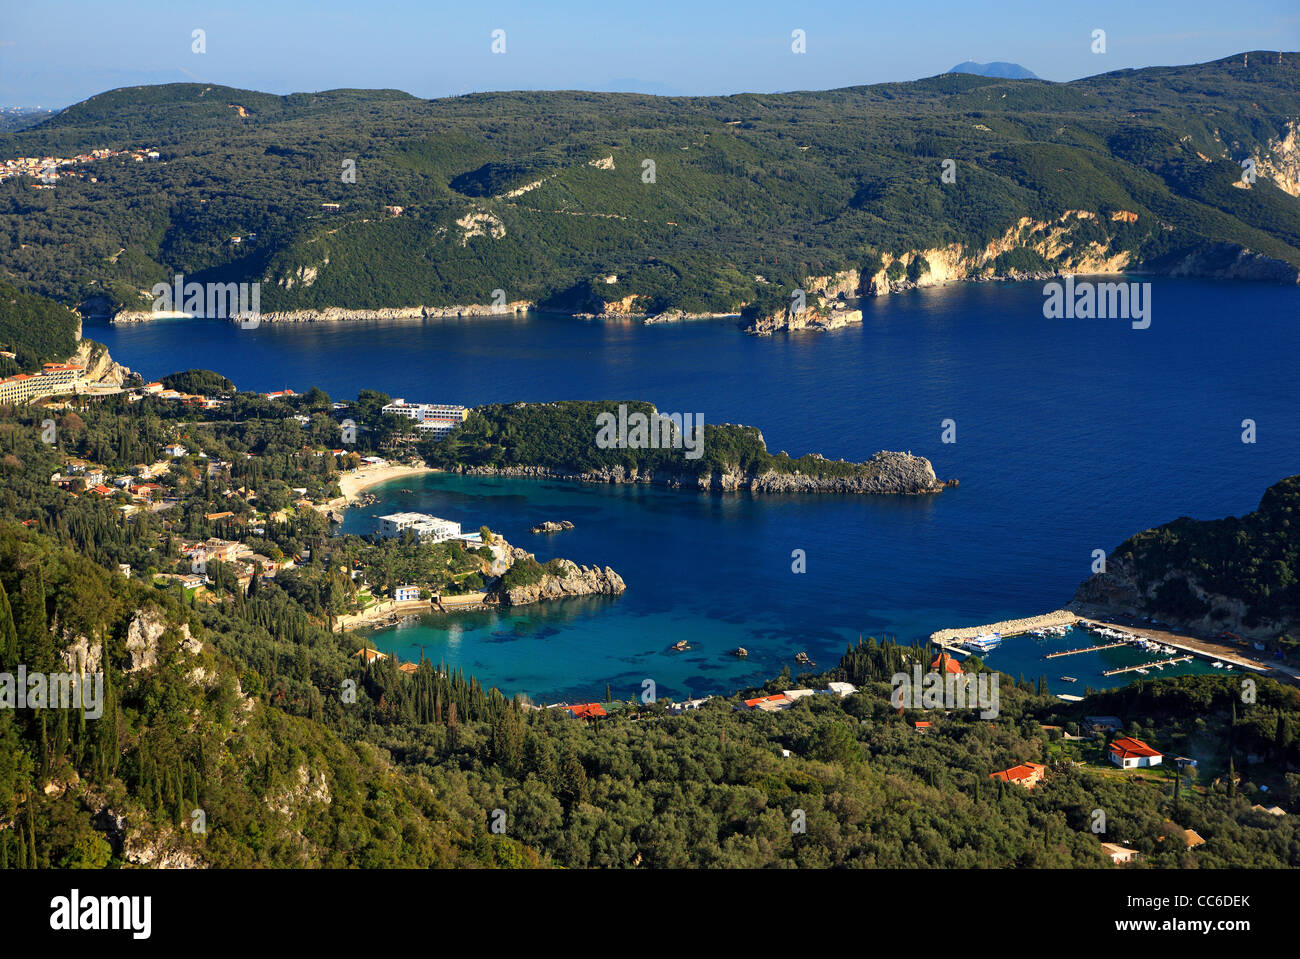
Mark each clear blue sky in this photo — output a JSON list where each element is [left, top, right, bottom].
[[2, 0, 1297, 107]]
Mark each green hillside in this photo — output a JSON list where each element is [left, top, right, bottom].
[[1077, 476, 1300, 638], [1, 389, 1298, 868], [0, 280, 81, 375], [1, 52, 1298, 317]]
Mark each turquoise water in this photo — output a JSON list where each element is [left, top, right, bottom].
[[341, 473, 1214, 703], [91, 278, 1300, 702]]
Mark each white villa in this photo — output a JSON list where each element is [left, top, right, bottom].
[[377, 512, 462, 542]]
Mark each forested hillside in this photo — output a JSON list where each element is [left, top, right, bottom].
[[1, 52, 1298, 318], [0, 280, 81, 375], [1075, 475, 1300, 640], [2, 385, 1297, 868]]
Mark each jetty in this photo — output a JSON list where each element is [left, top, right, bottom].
[[1045, 640, 1130, 659], [930, 610, 1078, 646], [1103, 656, 1193, 677]]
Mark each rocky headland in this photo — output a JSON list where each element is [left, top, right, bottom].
[[452, 450, 950, 496], [488, 549, 626, 607]]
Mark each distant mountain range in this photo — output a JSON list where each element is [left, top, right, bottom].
[[0, 50, 1297, 327], [947, 61, 1039, 80]]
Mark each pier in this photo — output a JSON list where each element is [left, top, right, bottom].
[[1103, 656, 1192, 677], [1044, 640, 1130, 659], [929, 610, 1078, 646]]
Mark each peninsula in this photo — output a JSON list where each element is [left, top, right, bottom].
[[421, 400, 951, 495]]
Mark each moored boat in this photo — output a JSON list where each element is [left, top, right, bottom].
[[961, 631, 1002, 653]]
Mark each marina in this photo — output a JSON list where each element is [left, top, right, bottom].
[[927, 610, 1277, 696]]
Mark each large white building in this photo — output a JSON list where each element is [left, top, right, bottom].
[[381, 400, 468, 440], [0, 363, 87, 405], [377, 512, 462, 542]]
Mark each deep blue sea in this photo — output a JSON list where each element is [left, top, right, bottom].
[[88, 278, 1300, 702]]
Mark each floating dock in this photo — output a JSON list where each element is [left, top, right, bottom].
[[1044, 640, 1130, 659], [1103, 656, 1193, 677]]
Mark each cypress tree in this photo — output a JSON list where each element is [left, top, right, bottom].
[[26, 813, 36, 869], [0, 579, 17, 668], [17, 568, 52, 672]]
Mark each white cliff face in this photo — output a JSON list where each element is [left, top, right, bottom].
[[867, 211, 1139, 296], [123, 607, 201, 673], [69, 339, 132, 386], [456, 209, 506, 243], [1259, 119, 1300, 197]]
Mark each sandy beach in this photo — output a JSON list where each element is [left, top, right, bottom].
[[321, 461, 437, 512]]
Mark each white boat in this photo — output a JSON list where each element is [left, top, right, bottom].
[[1211, 661, 1224, 668], [1161, 645, 1175, 654], [962, 632, 1002, 653], [1136, 668, 1150, 675]]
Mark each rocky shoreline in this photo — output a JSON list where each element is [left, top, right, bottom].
[[104, 237, 1297, 331], [111, 302, 534, 324], [488, 553, 626, 607], [452, 450, 951, 495]]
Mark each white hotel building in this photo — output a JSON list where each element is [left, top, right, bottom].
[[377, 512, 462, 542], [381, 400, 469, 440]]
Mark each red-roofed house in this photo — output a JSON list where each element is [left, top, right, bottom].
[[743, 694, 790, 711], [990, 761, 1049, 789], [932, 653, 963, 675], [566, 703, 607, 720], [1109, 737, 1163, 768]]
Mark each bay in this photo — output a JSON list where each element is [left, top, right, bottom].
[[88, 278, 1300, 701]]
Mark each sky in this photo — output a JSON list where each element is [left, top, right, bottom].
[[2, 0, 1298, 107]]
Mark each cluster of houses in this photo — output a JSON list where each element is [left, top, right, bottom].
[[51, 458, 171, 510], [0, 146, 157, 187], [175, 536, 292, 591], [134, 381, 227, 409]]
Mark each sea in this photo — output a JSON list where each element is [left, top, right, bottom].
[[87, 277, 1300, 702]]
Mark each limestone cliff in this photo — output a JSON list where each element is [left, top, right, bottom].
[[743, 304, 863, 335], [71, 338, 133, 386], [753, 207, 1297, 331]]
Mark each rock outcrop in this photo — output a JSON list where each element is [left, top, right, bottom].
[[71, 339, 133, 386], [490, 555, 626, 607], [743, 304, 863, 335], [123, 607, 202, 673], [530, 520, 575, 534]]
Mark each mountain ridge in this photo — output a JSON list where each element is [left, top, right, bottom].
[[1, 51, 1298, 323]]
